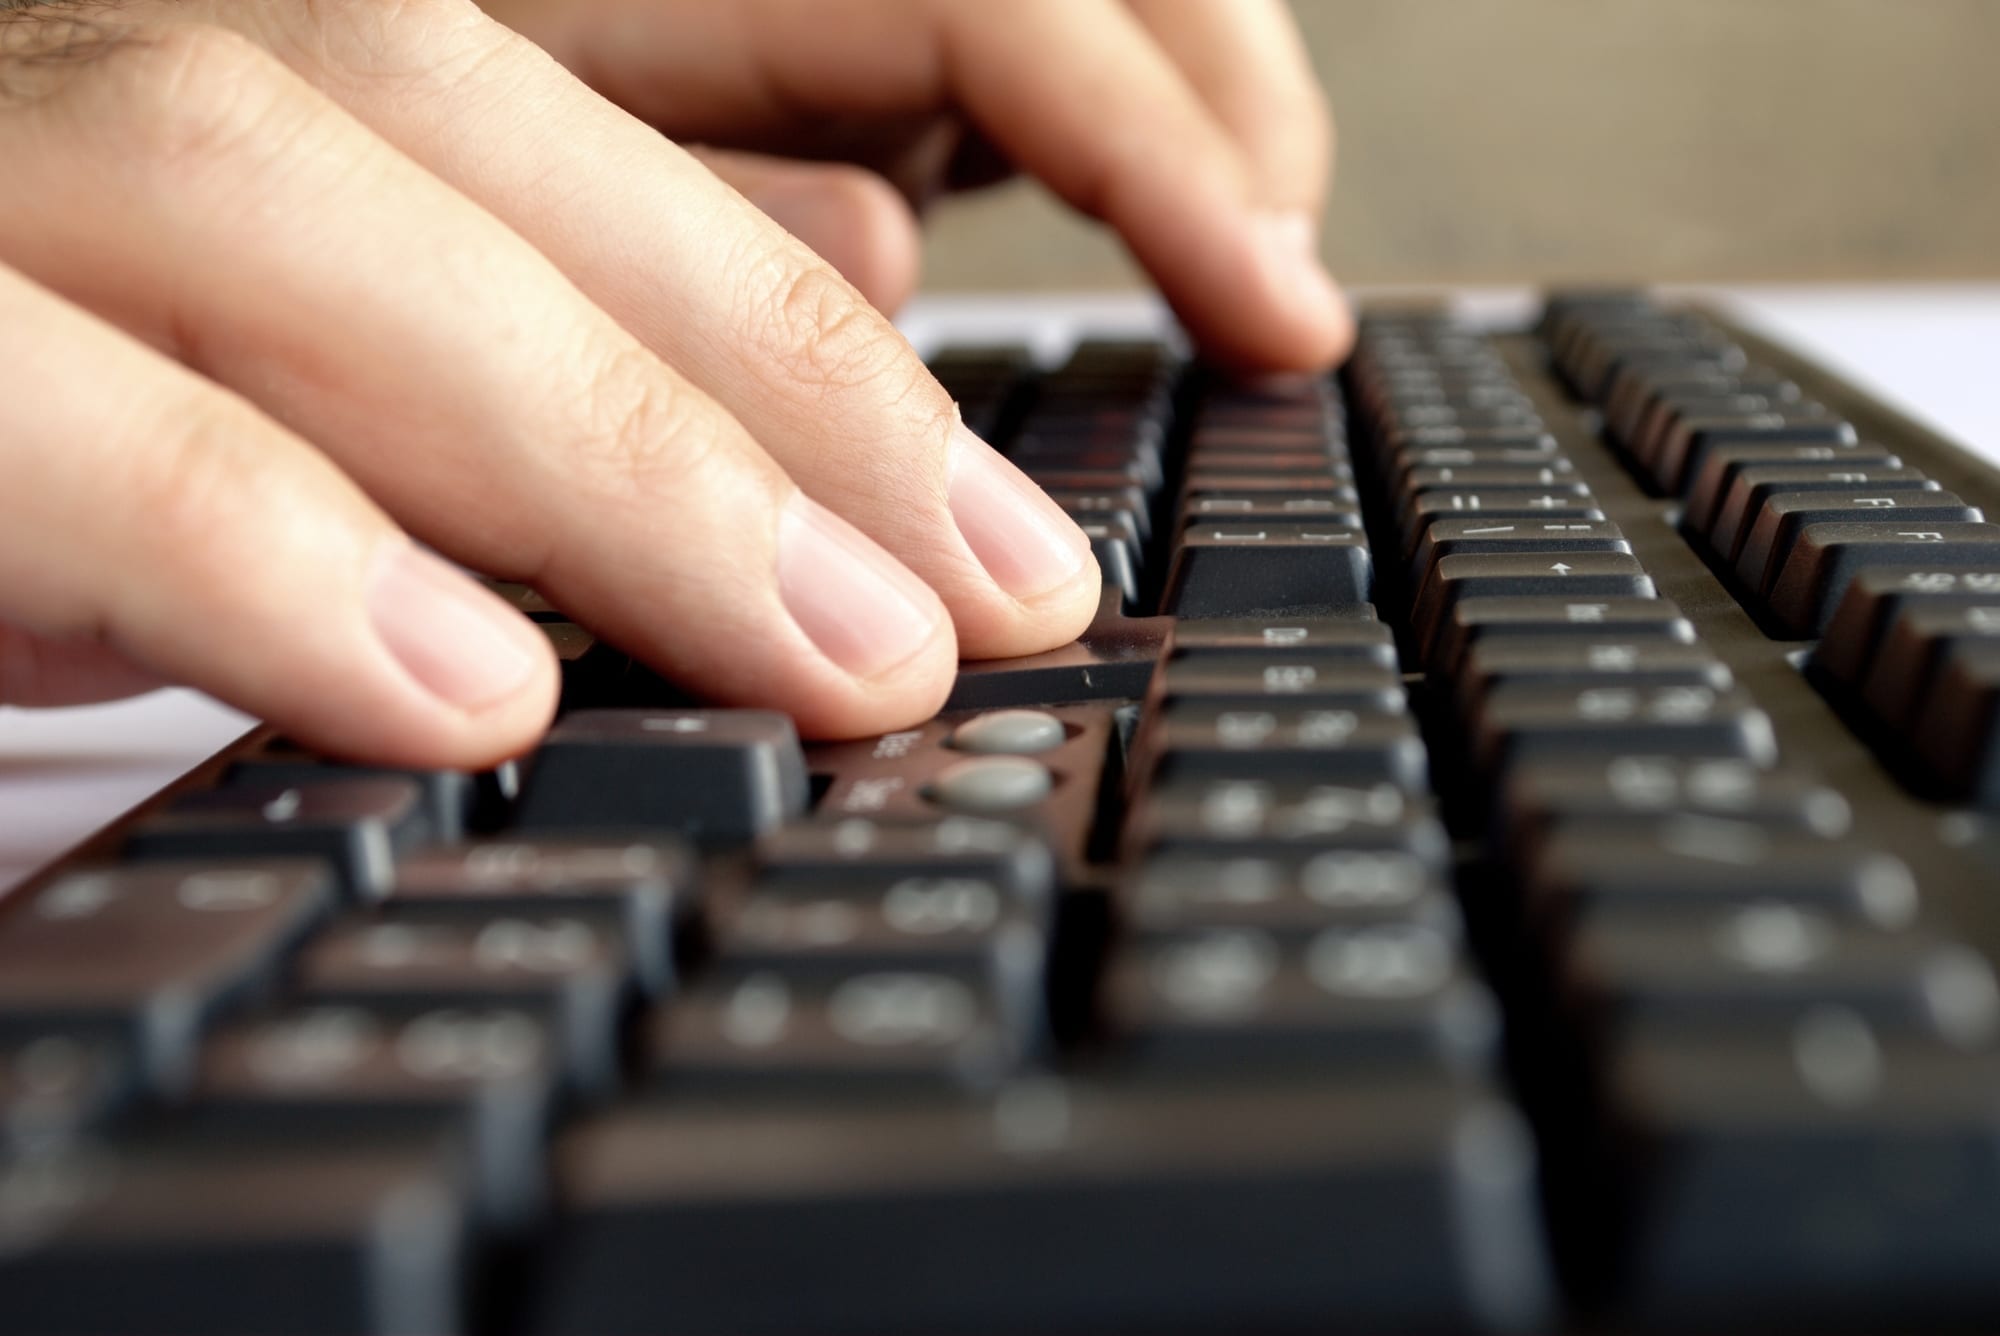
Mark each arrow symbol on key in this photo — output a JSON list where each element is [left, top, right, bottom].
[[1551, 562, 1574, 574]]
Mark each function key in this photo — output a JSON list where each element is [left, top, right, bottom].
[[1765, 522, 2000, 638]]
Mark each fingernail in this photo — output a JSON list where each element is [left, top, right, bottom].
[[778, 493, 944, 678], [947, 422, 1092, 600], [367, 543, 546, 711], [1253, 208, 1346, 319]]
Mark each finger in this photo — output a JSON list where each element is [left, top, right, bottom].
[[486, 0, 1352, 371], [221, 0, 1100, 661], [0, 261, 558, 765], [0, 625, 164, 708], [1123, 0, 1332, 215], [0, 20, 957, 739], [687, 147, 923, 313]]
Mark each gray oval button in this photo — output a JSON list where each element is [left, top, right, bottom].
[[948, 710, 1067, 755], [928, 757, 1055, 813]]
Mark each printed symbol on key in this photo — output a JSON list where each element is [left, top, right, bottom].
[[1152, 931, 1278, 1018], [396, 1010, 542, 1080], [1261, 627, 1310, 645], [720, 974, 792, 1049], [1306, 925, 1453, 998], [1715, 903, 1834, 974], [827, 974, 978, 1046], [882, 879, 1002, 935], [641, 716, 710, 734], [1216, 712, 1279, 747]]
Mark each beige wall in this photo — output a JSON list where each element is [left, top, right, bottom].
[[922, 0, 2000, 289]]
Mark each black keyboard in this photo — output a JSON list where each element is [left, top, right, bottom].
[[8, 292, 2000, 1334]]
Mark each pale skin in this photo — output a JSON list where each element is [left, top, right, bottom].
[[0, 0, 1349, 768]]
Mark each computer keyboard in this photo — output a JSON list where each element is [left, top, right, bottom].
[[6, 291, 2000, 1333]]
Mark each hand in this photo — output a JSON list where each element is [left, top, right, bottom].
[[482, 0, 1353, 370], [0, 0, 1109, 767]]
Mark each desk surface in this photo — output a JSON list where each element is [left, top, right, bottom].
[[6, 284, 1999, 894]]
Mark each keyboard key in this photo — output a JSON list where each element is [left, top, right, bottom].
[[1152, 657, 1406, 712], [123, 779, 428, 901], [1472, 683, 1778, 771], [1136, 706, 1429, 790], [1162, 525, 1373, 617], [0, 863, 332, 1089], [1500, 756, 1851, 836], [1124, 851, 1457, 937], [1409, 518, 1631, 584], [1428, 595, 1697, 675], [1681, 442, 1903, 530], [532, 1080, 1553, 1333], [946, 611, 1169, 709], [1703, 464, 1935, 562], [1733, 491, 1982, 599], [0, 1140, 468, 1335], [946, 709, 1069, 755], [224, 755, 476, 844], [1765, 522, 2000, 637], [756, 817, 1056, 906], [514, 710, 808, 842], [1912, 642, 2000, 804], [1168, 616, 1395, 663], [1812, 566, 2000, 686], [0, 1033, 136, 1156], [1411, 553, 1658, 661]]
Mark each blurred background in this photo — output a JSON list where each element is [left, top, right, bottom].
[[922, 0, 1999, 289]]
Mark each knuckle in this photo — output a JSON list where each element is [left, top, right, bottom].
[[90, 25, 300, 175], [749, 258, 914, 402], [575, 346, 733, 499], [292, 0, 507, 82]]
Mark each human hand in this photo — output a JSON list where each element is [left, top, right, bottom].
[[482, 0, 1353, 370], [0, 0, 1107, 767]]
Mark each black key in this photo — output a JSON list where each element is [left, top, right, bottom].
[[1812, 566, 2000, 686], [295, 917, 632, 1093], [1124, 850, 1457, 937], [1042, 484, 1152, 538], [196, 1003, 559, 1224], [1624, 389, 1820, 469], [1409, 518, 1630, 585], [1733, 491, 1981, 598], [1152, 657, 1406, 712], [1681, 441, 1902, 528], [1181, 491, 1361, 523], [532, 1079, 1552, 1333], [757, 816, 1057, 906], [947, 609, 1169, 709], [0, 1033, 136, 1156], [1653, 411, 1857, 494], [1129, 780, 1450, 863], [1473, 683, 1778, 771], [1564, 907, 1995, 1042], [1401, 488, 1603, 539], [225, 755, 475, 843], [1076, 519, 1141, 606], [1861, 603, 2000, 732], [1410, 553, 1658, 661], [1499, 757, 1851, 838], [1912, 642, 2000, 804], [1107, 923, 1495, 1074], [1428, 595, 1696, 676], [1703, 464, 1933, 561], [1137, 706, 1429, 791], [1521, 824, 1916, 928], [1460, 637, 1732, 706], [1169, 616, 1396, 666], [647, 966, 1036, 1097], [0, 1139, 468, 1336], [123, 778, 429, 900], [1162, 525, 1372, 617], [514, 709, 808, 842], [487, 581, 565, 621], [1766, 522, 2000, 638], [1609, 1030, 2000, 1326], [0, 863, 331, 1090]]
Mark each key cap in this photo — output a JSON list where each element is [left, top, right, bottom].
[[1460, 637, 1732, 706], [1411, 554, 1658, 662], [195, 1004, 559, 1225], [947, 612, 1169, 709], [1499, 757, 1851, 838], [0, 863, 332, 1090], [1152, 658, 1406, 712], [1651, 411, 1856, 494], [1473, 683, 1778, 771], [1912, 642, 2000, 804], [1519, 824, 1916, 929], [1168, 617, 1395, 663], [514, 710, 808, 842], [123, 779, 428, 901], [648, 965, 1036, 1097], [1124, 850, 1457, 937], [1608, 1027, 2000, 1327], [1766, 522, 2000, 637], [1860, 603, 2000, 731], [1136, 707, 1429, 790], [1733, 492, 1981, 599], [1564, 908, 1996, 1044], [1182, 492, 1361, 524], [532, 1079, 1552, 1333], [1812, 566, 2000, 685], [1162, 525, 1373, 617], [1108, 924, 1496, 1074], [1409, 519, 1630, 585], [1429, 596, 1696, 676], [715, 877, 1045, 987], [0, 1139, 468, 1335], [295, 918, 631, 1093], [947, 710, 1070, 755], [1129, 780, 1450, 863], [756, 817, 1056, 906], [1681, 442, 1902, 529], [224, 756, 475, 844], [1704, 465, 1935, 562]]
